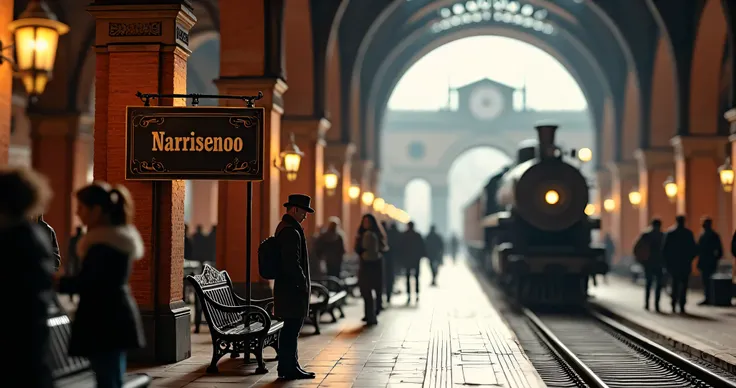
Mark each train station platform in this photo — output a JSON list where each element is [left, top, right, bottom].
[[589, 276, 736, 374], [128, 259, 545, 387]]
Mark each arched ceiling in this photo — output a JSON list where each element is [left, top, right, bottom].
[[337, 0, 662, 165]]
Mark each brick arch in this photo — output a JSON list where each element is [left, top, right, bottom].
[[689, 0, 727, 135], [648, 35, 678, 147], [283, 0, 315, 115]]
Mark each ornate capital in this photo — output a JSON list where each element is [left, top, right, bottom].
[[214, 77, 288, 113], [671, 135, 728, 161], [634, 147, 674, 171], [282, 116, 330, 145], [607, 160, 638, 181], [324, 141, 357, 167]]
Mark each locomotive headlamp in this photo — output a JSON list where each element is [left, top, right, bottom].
[[628, 188, 642, 208], [603, 198, 615, 212], [718, 157, 734, 193], [663, 175, 678, 203], [584, 204, 595, 216], [578, 148, 592, 163], [544, 190, 560, 205]]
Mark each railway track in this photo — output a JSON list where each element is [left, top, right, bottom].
[[524, 308, 736, 388]]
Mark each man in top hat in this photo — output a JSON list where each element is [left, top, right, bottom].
[[273, 194, 315, 380]]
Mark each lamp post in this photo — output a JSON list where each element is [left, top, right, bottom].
[[663, 175, 678, 203], [628, 187, 642, 208], [718, 157, 734, 193], [273, 133, 303, 181], [603, 198, 615, 213], [348, 181, 360, 202], [323, 164, 340, 196]]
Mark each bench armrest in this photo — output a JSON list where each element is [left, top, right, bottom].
[[233, 294, 275, 319], [310, 282, 330, 305], [312, 276, 346, 293]]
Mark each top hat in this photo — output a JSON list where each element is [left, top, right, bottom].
[[283, 194, 315, 213]]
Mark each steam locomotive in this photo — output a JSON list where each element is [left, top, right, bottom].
[[464, 123, 608, 305]]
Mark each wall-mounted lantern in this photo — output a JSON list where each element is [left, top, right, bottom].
[[603, 198, 615, 213], [628, 187, 642, 208], [274, 133, 303, 182], [323, 164, 340, 196], [1, 0, 70, 98], [663, 175, 678, 203], [372, 197, 385, 213], [718, 157, 734, 193], [584, 204, 595, 216], [348, 181, 361, 202], [361, 191, 375, 207]]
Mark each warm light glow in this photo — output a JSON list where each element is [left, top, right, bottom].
[[8, 2, 69, 96], [275, 133, 304, 182], [348, 183, 361, 200], [603, 198, 615, 212], [578, 148, 592, 163], [719, 157, 734, 193], [385, 204, 397, 219], [663, 176, 677, 202], [584, 204, 595, 216], [372, 197, 385, 212], [544, 190, 559, 205], [361, 191, 375, 206], [323, 165, 339, 195], [628, 189, 642, 207]]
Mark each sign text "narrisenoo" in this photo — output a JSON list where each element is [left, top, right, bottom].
[[151, 131, 244, 152]]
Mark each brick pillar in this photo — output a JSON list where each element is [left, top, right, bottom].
[[323, 142, 356, 228], [188, 180, 218, 233], [89, 1, 195, 363], [30, 113, 92, 266], [280, 117, 329, 237], [634, 148, 676, 230], [596, 169, 612, 241], [0, 1, 11, 165], [672, 135, 730, 276], [609, 161, 639, 267]]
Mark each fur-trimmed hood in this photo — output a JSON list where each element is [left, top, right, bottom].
[[77, 225, 144, 260]]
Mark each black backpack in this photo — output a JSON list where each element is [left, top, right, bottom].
[[258, 227, 293, 279]]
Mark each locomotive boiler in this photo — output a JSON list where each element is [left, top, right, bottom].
[[466, 123, 608, 305]]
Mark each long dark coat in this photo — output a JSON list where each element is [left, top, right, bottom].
[[662, 225, 697, 278], [59, 225, 146, 356], [273, 214, 311, 319], [400, 230, 427, 269], [697, 229, 723, 274], [37, 216, 61, 271], [1, 220, 55, 387]]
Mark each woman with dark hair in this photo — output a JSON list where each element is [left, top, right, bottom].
[[354, 213, 388, 325], [0, 167, 55, 388], [59, 182, 146, 388]]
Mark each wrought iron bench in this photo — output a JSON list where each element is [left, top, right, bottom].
[[48, 296, 151, 387], [186, 264, 282, 374], [306, 279, 348, 335]]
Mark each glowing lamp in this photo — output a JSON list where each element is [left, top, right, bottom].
[[584, 204, 595, 216], [361, 191, 375, 207], [348, 181, 361, 201], [385, 204, 397, 218], [544, 190, 559, 205], [274, 133, 304, 182], [6, 0, 69, 97], [323, 165, 339, 196], [628, 189, 642, 208], [372, 197, 385, 212], [603, 198, 615, 213], [663, 175, 677, 203], [719, 157, 734, 193], [578, 147, 592, 163]]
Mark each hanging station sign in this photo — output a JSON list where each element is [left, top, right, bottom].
[[125, 106, 265, 181]]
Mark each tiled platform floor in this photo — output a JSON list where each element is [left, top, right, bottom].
[[589, 275, 736, 372], [129, 258, 545, 387]]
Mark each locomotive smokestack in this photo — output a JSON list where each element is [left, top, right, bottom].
[[535, 123, 558, 159]]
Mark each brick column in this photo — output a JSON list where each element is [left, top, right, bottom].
[[188, 180, 218, 233], [280, 117, 329, 237], [323, 141, 356, 228], [595, 169, 611, 240], [609, 161, 639, 267], [29, 113, 92, 265], [672, 135, 730, 276], [634, 148, 676, 230], [0, 1, 11, 165], [89, 1, 195, 363]]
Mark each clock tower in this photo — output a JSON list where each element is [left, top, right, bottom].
[[456, 78, 516, 121]]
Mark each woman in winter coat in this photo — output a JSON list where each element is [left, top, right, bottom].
[[59, 182, 146, 388], [354, 213, 388, 325], [0, 167, 55, 388]]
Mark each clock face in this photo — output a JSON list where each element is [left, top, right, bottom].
[[469, 86, 505, 120]]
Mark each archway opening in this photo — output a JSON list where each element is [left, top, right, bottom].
[[447, 147, 513, 238], [404, 178, 432, 234]]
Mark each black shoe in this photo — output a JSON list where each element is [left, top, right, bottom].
[[279, 369, 316, 380], [365, 319, 378, 326], [297, 365, 315, 377]]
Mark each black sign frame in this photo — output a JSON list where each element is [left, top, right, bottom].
[[125, 105, 265, 181]]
